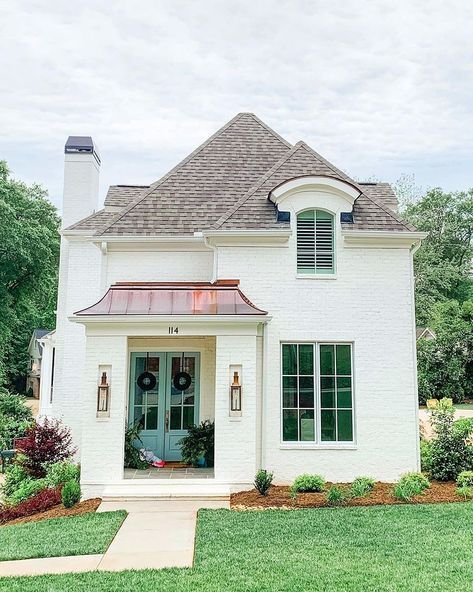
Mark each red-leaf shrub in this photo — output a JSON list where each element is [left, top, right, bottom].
[[0, 487, 62, 524], [17, 419, 76, 478]]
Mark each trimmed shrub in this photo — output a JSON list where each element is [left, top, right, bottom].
[[46, 461, 80, 487], [291, 474, 325, 497], [429, 404, 473, 481], [393, 472, 430, 501], [124, 422, 148, 470], [456, 486, 473, 500], [456, 471, 473, 488], [254, 469, 274, 496], [61, 479, 81, 508], [0, 487, 62, 524], [326, 485, 346, 506], [17, 418, 76, 478], [350, 476, 375, 499]]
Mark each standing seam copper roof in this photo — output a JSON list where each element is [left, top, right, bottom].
[[74, 281, 267, 316]]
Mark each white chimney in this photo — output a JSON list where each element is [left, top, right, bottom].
[[62, 136, 100, 229]]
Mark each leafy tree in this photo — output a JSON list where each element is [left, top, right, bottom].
[[401, 187, 473, 403], [0, 161, 60, 390]]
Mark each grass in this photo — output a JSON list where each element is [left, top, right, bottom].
[[0, 511, 126, 561], [454, 403, 473, 410], [1, 503, 473, 590]]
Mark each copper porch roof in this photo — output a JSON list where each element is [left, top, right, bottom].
[[74, 281, 267, 316]]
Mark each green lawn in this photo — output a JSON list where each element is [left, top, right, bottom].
[[1, 503, 472, 591], [0, 511, 126, 561]]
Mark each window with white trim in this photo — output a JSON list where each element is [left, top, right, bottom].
[[296, 210, 334, 274], [281, 343, 354, 443]]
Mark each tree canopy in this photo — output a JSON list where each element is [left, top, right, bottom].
[[0, 161, 60, 390], [402, 187, 473, 403]]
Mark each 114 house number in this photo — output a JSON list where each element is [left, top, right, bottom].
[[168, 326, 179, 334]]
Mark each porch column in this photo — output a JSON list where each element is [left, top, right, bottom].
[[214, 334, 259, 483], [80, 333, 128, 492]]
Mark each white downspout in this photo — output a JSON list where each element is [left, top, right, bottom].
[[260, 320, 269, 470], [410, 239, 422, 470], [204, 236, 219, 283]]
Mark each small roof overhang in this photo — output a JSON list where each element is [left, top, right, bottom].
[[72, 280, 267, 321]]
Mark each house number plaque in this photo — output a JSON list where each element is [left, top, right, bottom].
[[168, 326, 179, 334]]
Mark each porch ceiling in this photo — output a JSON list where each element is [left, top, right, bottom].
[[74, 280, 267, 316]]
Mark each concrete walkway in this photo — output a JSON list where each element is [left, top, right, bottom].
[[0, 498, 229, 577]]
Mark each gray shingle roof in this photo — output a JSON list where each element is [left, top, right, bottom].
[[67, 113, 415, 235], [104, 185, 149, 207]]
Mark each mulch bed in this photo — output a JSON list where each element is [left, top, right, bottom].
[[231, 482, 465, 509], [1, 498, 102, 527]]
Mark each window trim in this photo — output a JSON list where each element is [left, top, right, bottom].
[[296, 208, 336, 277], [280, 341, 356, 447]]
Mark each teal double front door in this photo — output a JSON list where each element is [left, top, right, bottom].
[[129, 352, 200, 461]]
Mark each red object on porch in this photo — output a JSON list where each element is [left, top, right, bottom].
[[74, 281, 267, 316]]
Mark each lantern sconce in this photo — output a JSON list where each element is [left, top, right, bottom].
[[97, 368, 111, 418], [229, 365, 242, 417]]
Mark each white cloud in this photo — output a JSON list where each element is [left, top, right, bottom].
[[0, 0, 472, 209]]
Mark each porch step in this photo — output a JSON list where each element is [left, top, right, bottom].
[[100, 479, 233, 500]]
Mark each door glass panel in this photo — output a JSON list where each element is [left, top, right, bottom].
[[147, 392, 158, 406], [134, 406, 144, 426], [146, 406, 158, 430], [183, 392, 195, 405], [171, 391, 182, 405], [170, 406, 181, 430], [183, 406, 194, 429]]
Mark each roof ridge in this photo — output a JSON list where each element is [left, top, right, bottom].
[[358, 191, 414, 231], [245, 113, 293, 149], [94, 113, 249, 236], [296, 141, 360, 187], [212, 142, 301, 229]]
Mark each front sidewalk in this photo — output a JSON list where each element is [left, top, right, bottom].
[[0, 498, 229, 577]]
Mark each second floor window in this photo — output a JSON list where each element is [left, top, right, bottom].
[[296, 210, 334, 275]]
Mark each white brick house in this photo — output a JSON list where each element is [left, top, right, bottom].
[[40, 114, 426, 498]]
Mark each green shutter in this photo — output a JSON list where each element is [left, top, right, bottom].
[[297, 210, 334, 275]]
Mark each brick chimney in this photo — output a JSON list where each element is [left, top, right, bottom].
[[62, 136, 100, 228]]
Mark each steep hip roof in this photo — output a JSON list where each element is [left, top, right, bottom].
[[67, 113, 414, 235]]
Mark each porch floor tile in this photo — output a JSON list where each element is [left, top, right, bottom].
[[124, 466, 214, 479]]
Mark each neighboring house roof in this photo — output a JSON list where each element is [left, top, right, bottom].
[[28, 329, 51, 357], [67, 113, 414, 236], [74, 281, 267, 316], [416, 327, 437, 340]]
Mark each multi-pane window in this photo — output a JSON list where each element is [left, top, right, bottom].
[[281, 343, 353, 443], [296, 210, 334, 275]]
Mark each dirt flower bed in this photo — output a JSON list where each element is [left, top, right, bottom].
[[1, 498, 102, 526], [231, 482, 464, 509]]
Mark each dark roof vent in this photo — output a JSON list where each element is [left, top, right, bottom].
[[340, 212, 354, 224], [65, 136, 101, 164], [277, 210, 291, 223]]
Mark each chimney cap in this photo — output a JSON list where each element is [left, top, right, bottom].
[[65, 136, 101, 164]]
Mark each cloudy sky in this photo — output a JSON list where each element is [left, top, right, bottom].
[[1, 0, 472, 211]]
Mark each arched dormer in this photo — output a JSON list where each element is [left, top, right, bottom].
[[268, 176, 361, 277]]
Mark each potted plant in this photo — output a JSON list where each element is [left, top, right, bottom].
[[180, 421, 214, 468]]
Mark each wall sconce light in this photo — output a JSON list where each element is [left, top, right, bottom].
[[230, 371, 242, 413], [97, 371, 110, 417]]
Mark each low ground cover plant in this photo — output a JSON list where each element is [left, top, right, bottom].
[[393, 472, 430, 501], [254, 469, 273, 496], [291, 474, 325, 497], [0, 487, 62, 524], [349, 476, 375, 498], [456, 471, 473, 487], [326, 485, 346, 506]]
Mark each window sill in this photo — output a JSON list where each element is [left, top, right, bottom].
[[279, 443, 357, 450], [296, 274, 337, 280]]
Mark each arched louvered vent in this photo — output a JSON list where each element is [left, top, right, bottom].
[[297, 210, 334, 274]]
